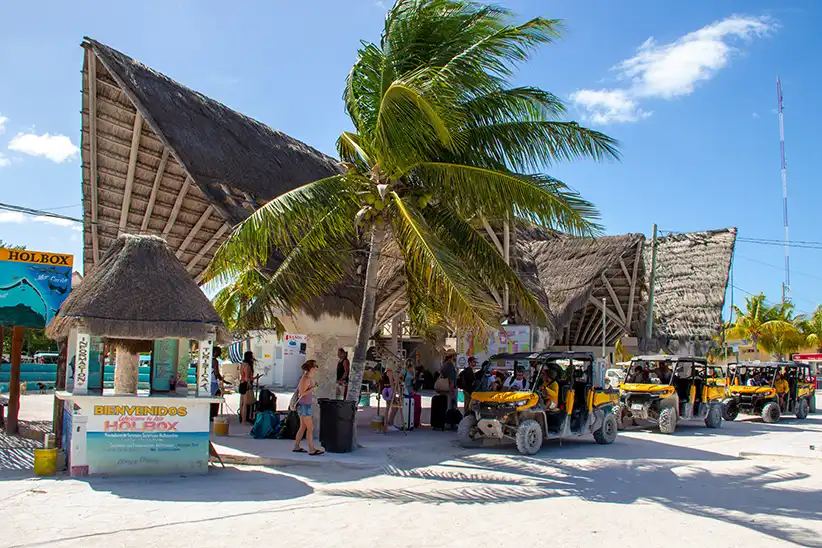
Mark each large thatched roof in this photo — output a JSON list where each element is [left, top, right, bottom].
[[520, 230, 645, 346], [80, 38, 340, 282], [47, 234, 228, 343], [645, 228, 737, 342]]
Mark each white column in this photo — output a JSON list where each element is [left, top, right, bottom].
[[196, 335, 214, 397], [74, 330, 91, 395]]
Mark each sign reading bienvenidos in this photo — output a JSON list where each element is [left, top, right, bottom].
[[0, 248, 74, 328]]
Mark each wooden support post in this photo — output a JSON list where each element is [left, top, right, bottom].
[[503, 219, 510, 314], [197, 336, 214, 397], [141, 148, 169, 231], [601, 273, 626, 324], [646, 224, 659, 342], [480, 215, 504, 254], [587, 296, 626, 331], [163, 178, 191, 236], [119, 111, 143, 234], [5, 326, 24, 435], [187, 223, 230, 272], [177, 205, 213, 258], [87, 51, 100, 264]]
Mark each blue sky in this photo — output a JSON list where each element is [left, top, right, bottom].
[[0, 0, 820, 319]]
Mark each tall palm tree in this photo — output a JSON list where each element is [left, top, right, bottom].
[[205, 0, 619, 404], [727, 294, 795, 360], [758, 301, 805, 360], [799, 305, 822, 352]]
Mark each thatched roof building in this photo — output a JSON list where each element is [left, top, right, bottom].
[[47, 234, 228, 343], [644, 228, 737, 346], [80, 38, 340, 282]]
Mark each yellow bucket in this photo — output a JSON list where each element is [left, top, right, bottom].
[[213, 417, 229, 436], [34, 448, 57, 476]]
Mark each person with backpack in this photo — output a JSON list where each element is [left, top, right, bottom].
[[457, 357, 477, 413]]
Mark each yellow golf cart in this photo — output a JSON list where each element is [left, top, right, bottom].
[[722, 361, 816, 422], [458, 352, 620, 455], [616, 355, 726, 434]]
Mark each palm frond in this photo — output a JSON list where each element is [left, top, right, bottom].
[[413, 162, 601, 235]]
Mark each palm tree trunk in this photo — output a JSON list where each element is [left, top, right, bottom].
[[346, 225, 387, 404], [114, 346, 140, 395]]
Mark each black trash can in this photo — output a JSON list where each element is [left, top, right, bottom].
[[319, 398, 357, 453]]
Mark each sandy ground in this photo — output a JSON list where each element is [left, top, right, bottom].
[[2, 395, 822, 547]]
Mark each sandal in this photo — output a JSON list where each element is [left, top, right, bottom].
[[292, 447, 307, 453], [308, 449, 325, 456]]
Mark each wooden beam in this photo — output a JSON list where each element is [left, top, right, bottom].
[[242, 191, 259, 212], [141, 147, 169, 232], [601, 273, 627, 324], [186, 223, 230, 271], [374, 285, 408, 330], [87, 52, 100, 264], [176, 205, 213, 258], [619, 258, 631, 284], [605, 322, 624, 347], [572, 307, 587, 346], [480, 215, 504, 254], [163, 177, 190, 236], [584, 311, 611, 347], [579, 306, 599, 346], [118, 111, 143, 234], [625, 241, 643, 330], [587, 295, 626, 331]]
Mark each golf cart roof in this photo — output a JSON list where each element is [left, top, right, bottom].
[[486, 351, 596, 362], [632, 355, 707, 364], [733, 361, 799, 369]]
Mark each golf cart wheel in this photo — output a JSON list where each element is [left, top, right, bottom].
[[704, 403, 722, 429], [515, 419, 544, 455], [594, 412, 618, 445], [612, 404, 626, 430], [659, 407, 677, 435], [722, 399, 739, 421], [810, 395, 817, 414], [762, 402, 781, 423], [795, 398, 809, 420], [457, 415, 481, 447]]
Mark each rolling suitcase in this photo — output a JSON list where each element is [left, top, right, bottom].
[[413, 393, 422, 427], [446, 407, 463, 430], [394, 395, 415, 430], [431, 393, 448, 430]]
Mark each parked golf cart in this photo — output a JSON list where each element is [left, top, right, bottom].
[[723, 361, 815, 422], [616, 355, 726, 434], [458, 351, 619, 455]]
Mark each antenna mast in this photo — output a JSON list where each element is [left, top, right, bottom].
[[777, 77, 790, 303]]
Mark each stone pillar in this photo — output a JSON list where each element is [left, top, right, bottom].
[[308, 333, 341, 439], [114, 346, 140, 395]]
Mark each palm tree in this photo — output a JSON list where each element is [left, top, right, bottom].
[[799, 305, 822, 352], [758, 302, 805, 360], [727, 294, 796, 360], [205, 0, 619, 405]]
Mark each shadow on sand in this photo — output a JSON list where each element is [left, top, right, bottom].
[[325, 436, 822, 547]]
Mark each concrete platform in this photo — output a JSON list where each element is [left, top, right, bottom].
[[210, 390, 463, 469]]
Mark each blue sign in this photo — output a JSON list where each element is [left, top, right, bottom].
[[0, 248, 73, 328]]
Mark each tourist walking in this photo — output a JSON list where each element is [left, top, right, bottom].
[[293, 360, 324, 455], [336, 348, 350, 400], [239, 351, 254, 424], [458, 357, 477, 413]]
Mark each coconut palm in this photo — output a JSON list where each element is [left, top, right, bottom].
[[727, 294, 796, 360], [799, 305, 822, 352], [758, 302, 805, 360], [205, 0, 619, 404]]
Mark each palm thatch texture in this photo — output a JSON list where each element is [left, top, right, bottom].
[[80, 39, 340, 280], [646, 228, 736, 344], [47, 234, 228, 343], [205, 0, 619, 406]]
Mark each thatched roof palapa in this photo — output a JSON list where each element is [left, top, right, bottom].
[[47, 234, 228, 343], [645, 228, 737, 342], [80, 38, 340, 282]]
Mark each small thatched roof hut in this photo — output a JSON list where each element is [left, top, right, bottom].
[[47, 234, 228, 343], [80, 38, 340, 282], [644, 228, 737, 347]]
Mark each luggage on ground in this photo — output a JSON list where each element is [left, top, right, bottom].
[[446, 407, 463, 429], [250, 410, 279, 439], [413, 393, 422, 427], [431, 393, 448, 430], [394, 394, 415, 430]]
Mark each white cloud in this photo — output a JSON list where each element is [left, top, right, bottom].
[[0, 153, 9, 167], [571, 15, 776, 124], [569, 89, 651, 125], [33, 215, 76, 227], [374, 0, 386, 8], [0, 211, 25, 223], [0, 114, 8, 134], [752, 112, 760, 119], [8, 132, 80, 163]]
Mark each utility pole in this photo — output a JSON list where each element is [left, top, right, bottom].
[[777, 77, 790, 302], [5, 326, 24, 435], [645, 224, 658, 344]]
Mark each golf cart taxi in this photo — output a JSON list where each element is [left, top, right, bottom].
[[458, 352, 620, 455], [617, 355, 726, 434], [723, 361, 816, 423]]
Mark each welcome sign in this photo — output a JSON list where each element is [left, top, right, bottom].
[[0, 248, 73, 327]]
